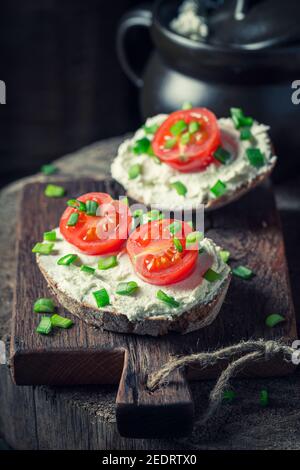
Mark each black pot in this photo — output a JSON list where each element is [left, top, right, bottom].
[[117, 0, 300, 181]]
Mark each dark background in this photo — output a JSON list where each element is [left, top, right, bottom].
[[0, 0, 154, 187]]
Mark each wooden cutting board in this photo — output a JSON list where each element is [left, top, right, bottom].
[[10, 179, 297, 439]]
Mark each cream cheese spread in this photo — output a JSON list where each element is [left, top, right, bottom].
[[37, 228, 230, 322], [111, 114, 276, 210]]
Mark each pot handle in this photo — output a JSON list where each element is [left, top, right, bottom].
[[116, 4, 152, 88]]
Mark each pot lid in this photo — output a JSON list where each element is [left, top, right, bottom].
[[171, 0, 300, 49]]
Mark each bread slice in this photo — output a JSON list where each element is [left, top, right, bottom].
[[37, 258, 231, 337]]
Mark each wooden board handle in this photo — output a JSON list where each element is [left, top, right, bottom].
[[116, 342, 194, 438]]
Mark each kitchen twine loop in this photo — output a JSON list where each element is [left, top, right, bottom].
[[147, 339, 296, 427]]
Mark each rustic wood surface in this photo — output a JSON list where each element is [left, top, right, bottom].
[[1, 136, 300, 449]]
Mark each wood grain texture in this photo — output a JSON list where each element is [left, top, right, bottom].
[[10, 178, 297, 439]]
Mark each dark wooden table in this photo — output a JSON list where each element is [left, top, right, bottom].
[[1, 136, 300, 450]]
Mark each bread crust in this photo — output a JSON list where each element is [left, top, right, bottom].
[[37, 257, 231, 336]]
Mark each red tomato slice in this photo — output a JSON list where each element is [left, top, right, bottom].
[[126, 218, 198, 285], [59, 192, 132, 255], [152, 108, 221, 172]]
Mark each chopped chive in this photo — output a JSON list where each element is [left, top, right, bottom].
[[86, 200, 99, 216], [33, 298, 55, 313], [36, 316, 52, 335], [220, 250, 230, 263], [43, 230, 56, 242], [173, 237, 183, 252], [116, 281, 139, 296], [180, 132, 190, 145], [240, 127, 253, 141], [133, 209, 144, 218], [170, 119, 187, 136], [142, 210, 163, 224], [98, 255, 118, 270], [41, 164, 58, 175], [93, 288, 110, 308], [67, 199, 86, 212], [164, 137, 177, 149], [210, 179, 227, 197], [133, 137, 151, 155], [50, 314, 74, 329], [143, 124, 159, 135], [156, 290, 180, 308], [265, 314, 285, 328], [32, 242, 54, 255], [213, 146, 231, 164], [186, 231, 203, 247], [223, 390, 236, 403], [232, 265, 253, 279], [189, 121, 200, 134], [57, 254, 78, 266], [230, 108, 253, 129], [260, 389, 269, 407], [246, 148, 265, 168], [67, 212, 79, 226], [80, 265, 95, 275], [168, 220, 182, 235], [44, 184, 65, 198], [203, 268, 222, 282], [128, 163, 142, 180], [171, 181, 187, 196], [121, 196, 129, 206], [182, 101, 193, 110]]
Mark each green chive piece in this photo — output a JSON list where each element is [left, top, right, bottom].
[[170, 119, 187, 136], [143, 124, 159, 135], [180, 132, 190, 145], [171, 181, 187, 196], [189, 121, 200, 134], [36, 316, 52, 335], [265, 314, 285, 328], [220, 250, 230, 263], [173, 237, 183, 252], [182, 101, 193, 110], [164, 137, 177, 149], [57, 254, 78, 266], [116, 281, 139, 296], [246, 148, 265, 168], [121, 196, 129, 206], [232, 265, 253, 279], [44, 184, 65, 198], [230, 108, 253, 129], [128, 163, 142, 180], [33, 298, 55, 313], [80, 265, 95, 275], [260, 389, 269, 407], [240, 127, 253, 141], [32, 242, 54, 255], [223, 390, 236, 403], [186, 231, 204, 247], [50, 314, 74, 329], [204, 268, 222, 282], [41, 164, 58, 175], [43, 230, 57, 242], [142, 210, 163, 224], [210, 179, 227, 197], [93, 288, 110, 308], [168, 220, 182, 235], [67, 199, 86, 212], [133, 137, 151, 155], [133, 209, 144, 218], [86, 200, 99, 216], [98, 255, 118, 270], [156, 290, 180, 308], [67, 212, 79, 226], [213, 146, 231, 164]]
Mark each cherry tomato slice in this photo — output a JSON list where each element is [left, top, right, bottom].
[[59, 192, 132, 255], [126, 218, 198, 285], [152, 108, 221, 172]]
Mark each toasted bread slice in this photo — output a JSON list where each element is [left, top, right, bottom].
[[37, 257, 231, 337]]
